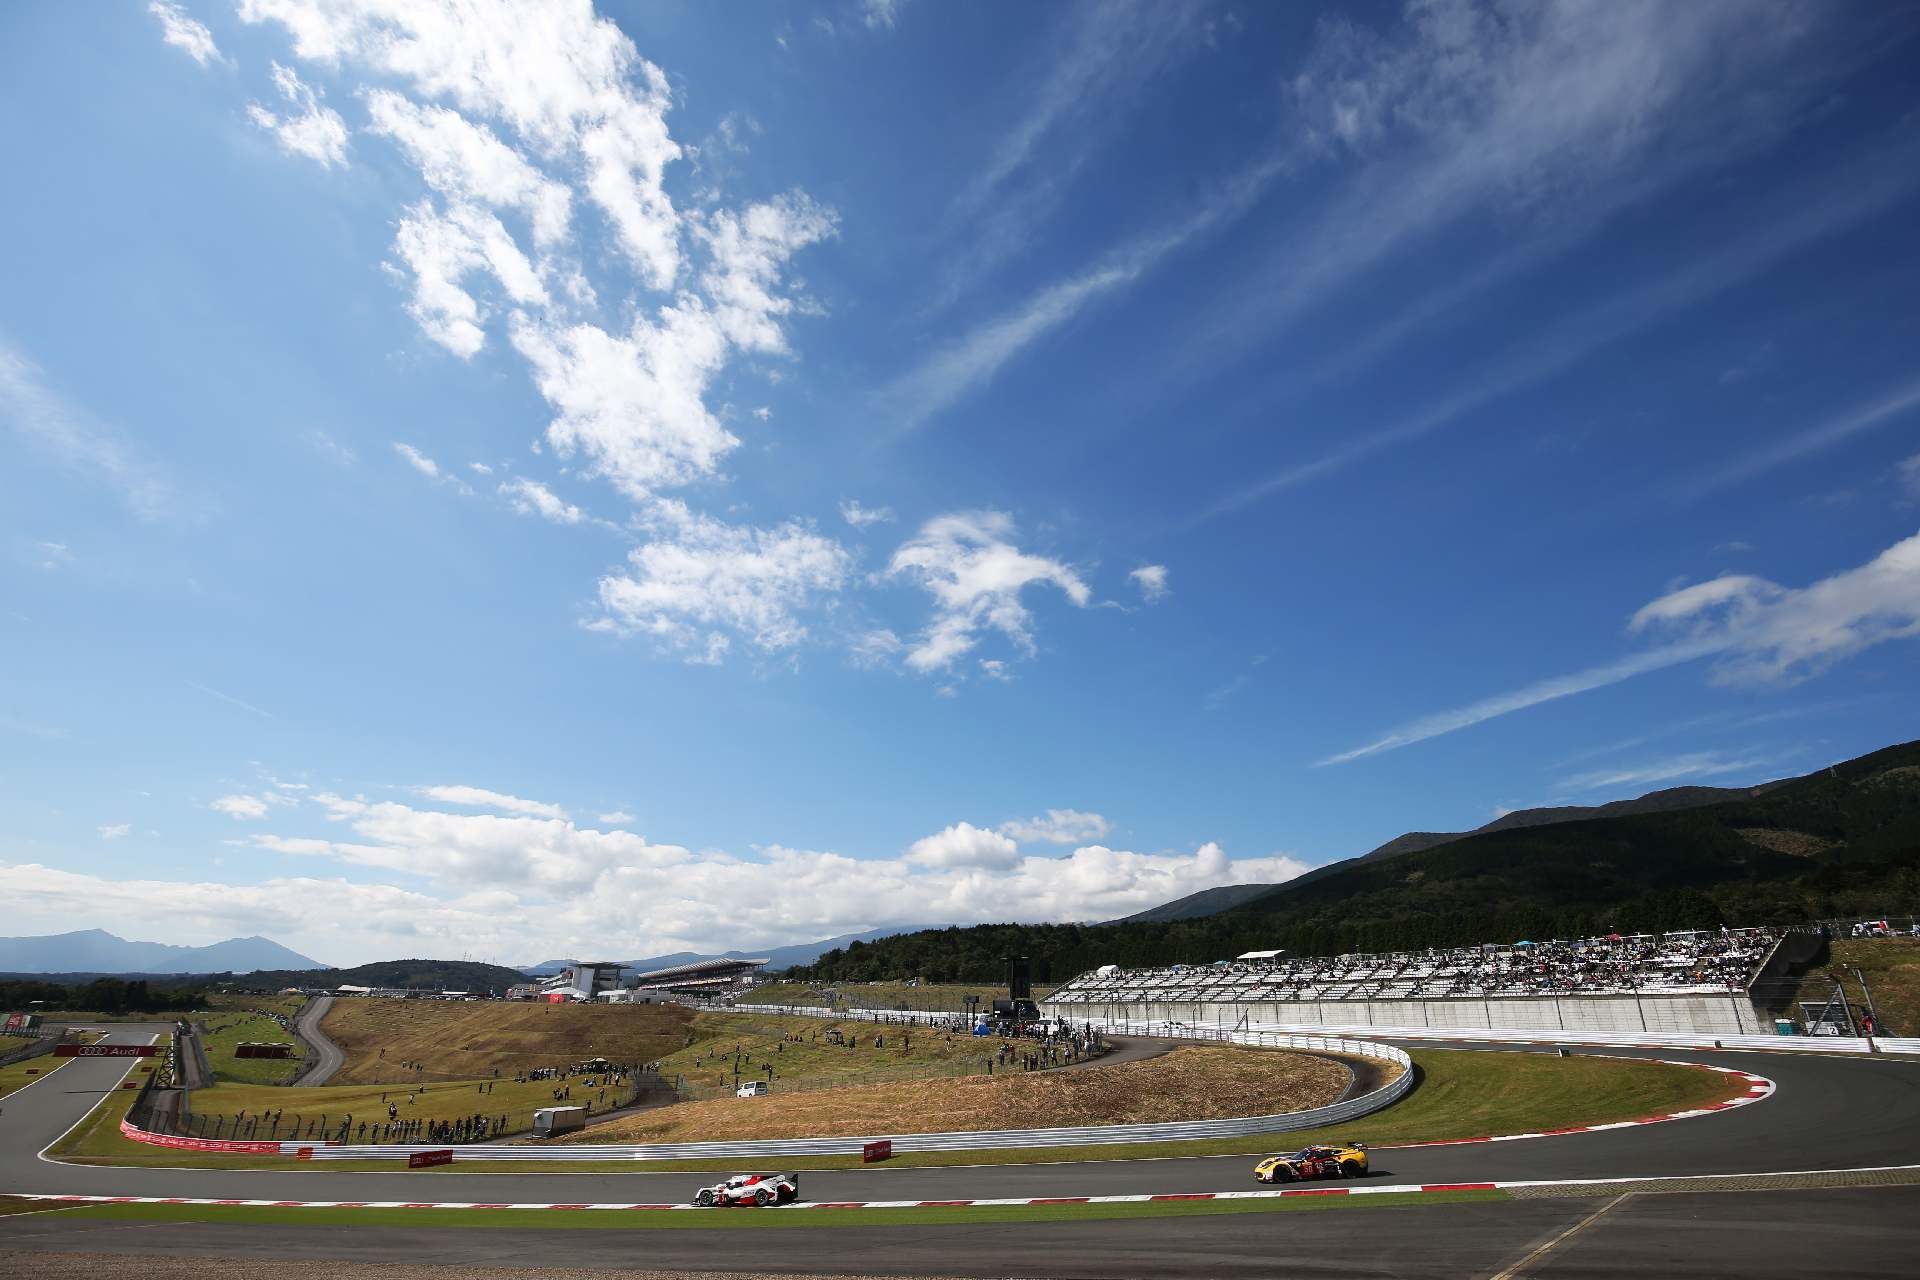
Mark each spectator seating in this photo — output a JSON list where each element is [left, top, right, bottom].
[[1048, 928, 1783, 1007]]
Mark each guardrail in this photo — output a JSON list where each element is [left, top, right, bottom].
[[245, 1029, 1414, 1163]]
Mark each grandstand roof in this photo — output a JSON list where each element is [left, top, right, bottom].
[[629, 956, 769, 984]]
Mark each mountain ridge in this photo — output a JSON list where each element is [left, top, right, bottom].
[[1117, 780, 1782, 924], [0, 929, 327, 975]]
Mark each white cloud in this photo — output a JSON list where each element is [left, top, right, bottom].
[[1128, 564, 1169, 602], [212, 794, 272, 820], [839, 499, 895, 528], [3, 784, 1310, 961], [697, 193, 838, 354], [510, 308, 735, 500], [248, 62, 349, 168], [885, 511, 1090, 672], [904, 821, 1020, 870], [390, 199, 546, 358], [32, 541, 71, 571], [1201, 145, 1920, 525], [240, 0, 683, 285], [1, 344, 183, 522], [365, 90, 572, 249], [392, 441, 442, 479], [1686, 375, 1920, 499], [860, 0, 902, 31], [1557, 752, 1772, 795], [499, 477, 583, 525], [1324, 529, 1920, 763], [416, 784, 568, 820], [594, 501, 853, 658], [999, 808, 1111, 846], [597, 810, 635, 825], [97, 824, 131, 840], [148, 1, 224, 66], [1900, 453, 1920, 502], [978, 658, 1010, 681]]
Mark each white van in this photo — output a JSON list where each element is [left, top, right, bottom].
[[736, 1080, 770, 1097]]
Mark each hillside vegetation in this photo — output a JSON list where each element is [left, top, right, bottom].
[[797, 740, 1920, 983]]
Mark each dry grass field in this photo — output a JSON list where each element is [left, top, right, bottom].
[[321, 999, 696, 1084], [652, 1011, 1013, 1096], [568, 1045, 1352, 1142]]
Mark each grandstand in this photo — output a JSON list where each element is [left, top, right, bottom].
[[626, 956, 768, 997], [1045, 927, 1793, 1036]]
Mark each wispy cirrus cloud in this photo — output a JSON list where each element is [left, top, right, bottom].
[[1322, 529, 1920, 764], [0, 343, 188, 523]]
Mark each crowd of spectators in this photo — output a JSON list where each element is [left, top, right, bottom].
[[1051, 928, 1784, 1006]]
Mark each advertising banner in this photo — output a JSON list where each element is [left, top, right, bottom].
[[861, 1139, 893, 1163], [56, 1044, 158, 1058], [408, 1149, 455, 1169]]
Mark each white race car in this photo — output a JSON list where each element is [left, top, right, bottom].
[[692, 1171, 800, 1207]]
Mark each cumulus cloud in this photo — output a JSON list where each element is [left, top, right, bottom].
[[366, 90, 572, 249], [594, 501, 852, 659], [1128, 564, 1169, 602], [7, 781, 1313, 962], [904, 822, 1021, 870], [211, 794, 271, 820], [838, 499, 895, 528], [1324, 529, 1920, 763], [499, 477, 584, 525], [885, 511, 1090, 672], [597, 809, 635, 825], [999, 808, 1111, 846], [148, 1, 224, 66], [247, 62, 349, 168]]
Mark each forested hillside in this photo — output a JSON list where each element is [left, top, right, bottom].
[[796, 741, 1920, 984]]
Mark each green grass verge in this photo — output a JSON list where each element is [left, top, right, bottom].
[[200, 1010, 306, 1085], [49, 1048, 1742, 1173], [24, 1189, 1510, 1230]]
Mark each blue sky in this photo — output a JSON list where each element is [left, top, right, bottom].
[[2, 0, 1918, 967]]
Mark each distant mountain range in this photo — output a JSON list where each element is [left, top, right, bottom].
[[0, 929, 327, 975], [1117, 781, 1785, 924], [522, 927, 931, 978]]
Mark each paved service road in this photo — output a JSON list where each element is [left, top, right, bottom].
[[4, 1029, 1919, 1277], [289, 996, 343, 1087]]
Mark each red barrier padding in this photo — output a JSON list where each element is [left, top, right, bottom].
[[408, 1149, 454, 1169], [862, 1139, 893, 1163], [117, 1115, 320, 1156]]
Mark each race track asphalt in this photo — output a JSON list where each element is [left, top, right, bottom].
[[4, 1027, 1918, 1277], [289, 994, 344, 1086]]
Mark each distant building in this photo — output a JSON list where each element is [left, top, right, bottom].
[[538, 961, 627, 1002], [627, 956, 768, 997]]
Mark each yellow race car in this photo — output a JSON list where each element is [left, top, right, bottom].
[[1254, 1143, 1368, 1183]]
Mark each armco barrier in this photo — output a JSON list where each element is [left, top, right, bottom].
[[272, 1031, 1413, 1164]]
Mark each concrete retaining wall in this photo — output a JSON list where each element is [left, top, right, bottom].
[[1046, 993, 1773, 1036]]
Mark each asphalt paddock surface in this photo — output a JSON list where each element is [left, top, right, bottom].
[[3, 1187, 1916, 1278]]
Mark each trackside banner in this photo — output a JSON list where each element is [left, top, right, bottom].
[[57, 1044, 158, 1057], [408, 1149, 454, 1169]]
